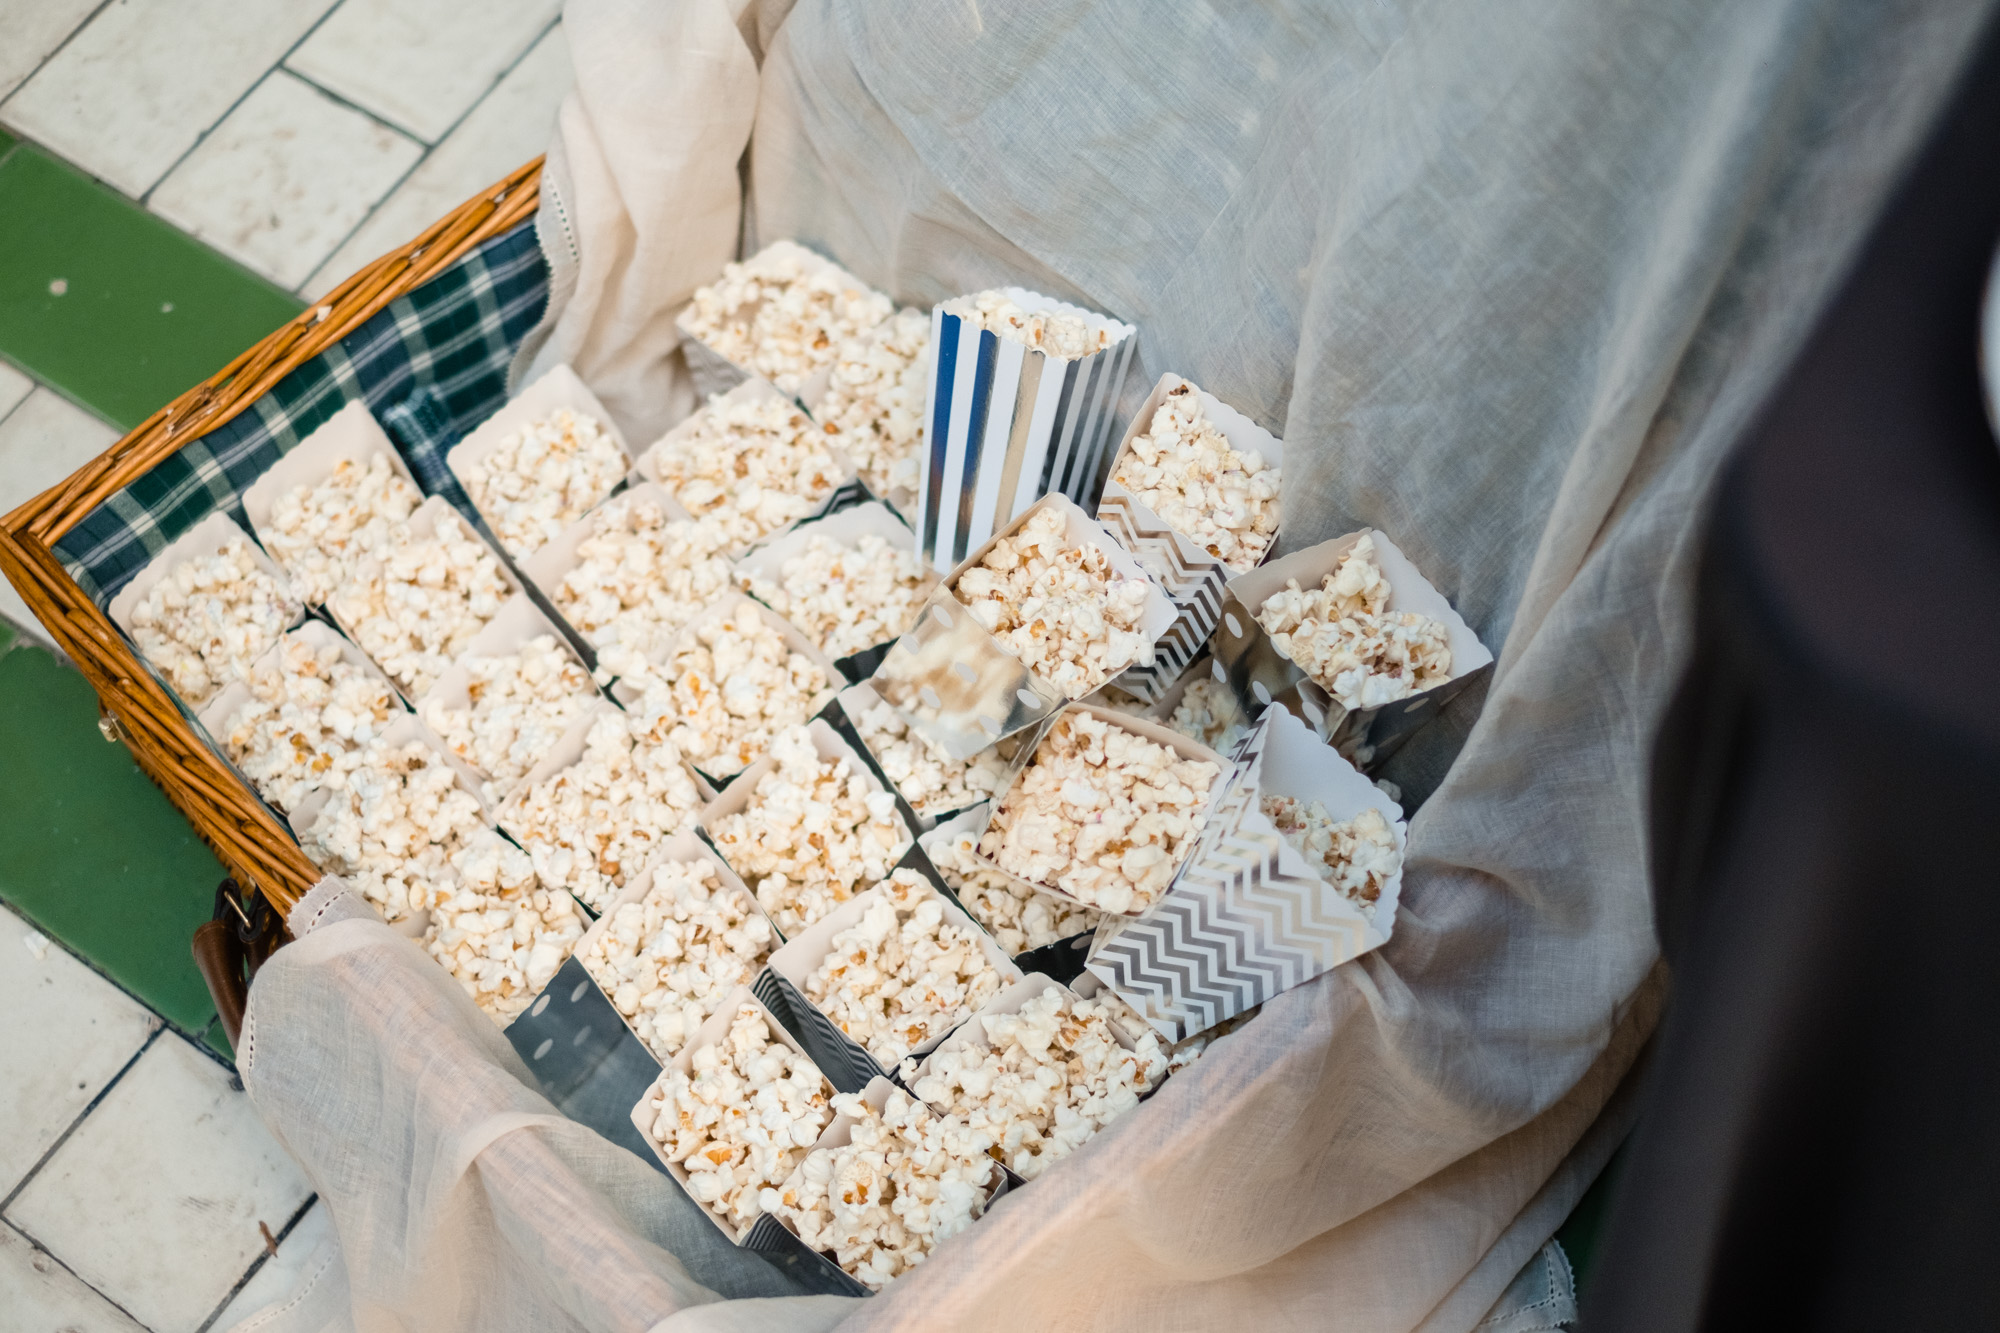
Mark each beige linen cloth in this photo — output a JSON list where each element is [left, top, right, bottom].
[[229, 2, 1990, 1330]]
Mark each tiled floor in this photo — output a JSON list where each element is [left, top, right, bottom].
[[0, 4, 569, 1327]]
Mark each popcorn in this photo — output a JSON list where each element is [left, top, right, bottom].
[[625, 605, 835, 781], [646, 392, 845, 550], [952, 506, 1154, 699], [261, 453, 421, 605], [945, 290, 1110, 360], [422, 845, 582, 1024], [127, 536, 298, 707], [681, 243, 894, 395], [1111, 382, 1280, 572], [1253, 535, 1453, 710], [1091, 985, 1260, 1075], [815, 309, 930, 506], [1166, 676, 1252, 755], [799, 869, 1006, 1067], [902, 987, 1164, 1182], [579, 858, 773, 1060], [1261, 796, 1401, 915], [297, 735, 492, 923], [926, 823, 1101, 954], [849, 695, 1008, 820], [218, 633, 399, 813], [980, 712, 1219, 915], [501, 711, 704, 912], [735, 531, 929, 661], [706, 725, 912, 937], [420, 634, 598, 804], [639, 1002, 835, 1238], [461, 409, 628, 559], [328, 508, 512, 696], [772, 1087, 997, 1290], [547, 495, 735, 677]]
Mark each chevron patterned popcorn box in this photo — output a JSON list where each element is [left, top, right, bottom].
[[1209, 528, 1495, 772], [1096, 374, 1285, 702], [914, 288, 1138, 572], [869, 494, 1174, 761], [1084, 707, 1408, 1043]]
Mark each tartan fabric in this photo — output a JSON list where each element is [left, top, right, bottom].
[[55, 221, 549, 605]]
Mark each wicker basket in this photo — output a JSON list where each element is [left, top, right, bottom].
[[0, 160, 544, 916]]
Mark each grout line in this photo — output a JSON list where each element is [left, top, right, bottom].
[[193, 1192, 321, 1333], [289, 13, 565, 298], [0, 0, 119, 120], [0, 1027, 162, 1216], [1, 1217, 155, 1331]]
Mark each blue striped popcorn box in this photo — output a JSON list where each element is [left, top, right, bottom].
[[915, 288, 1138, 571], [1096, 374, 1285, 702], [1084, 706, 1408, 1043]]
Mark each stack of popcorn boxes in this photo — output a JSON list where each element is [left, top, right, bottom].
[[90, 233, 1514, 1296]]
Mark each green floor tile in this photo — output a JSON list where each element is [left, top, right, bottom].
[[0, 146, 303, 431], [0, 641, 226, 1031]]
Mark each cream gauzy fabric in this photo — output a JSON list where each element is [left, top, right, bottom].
[[238, 2, 1990, 1330]]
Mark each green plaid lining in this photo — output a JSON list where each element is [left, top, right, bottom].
[[55, 221, 549, 604]]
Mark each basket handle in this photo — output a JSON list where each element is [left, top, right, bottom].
[[191, 878, 284, 1049]]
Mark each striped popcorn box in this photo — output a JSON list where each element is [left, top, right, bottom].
[[1096, 374, 1285, 702], [915, 288, 1138, 571], [1084, 707, 1408, 1044]]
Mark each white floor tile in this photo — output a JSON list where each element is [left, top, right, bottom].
[[0, 1223, 147, 1333], [0, 904, 159, 1197], [287, 0, 559, 143], [150, 71, 423, 290], [305, 22, 568, 298], [0, 0, 339, 197], [0, 389, 118, 637], [207, 1198, 333, 1332], [5, 1035, 313, 1333], [0, 360, 32, 423], [0, 0, 101, 102]]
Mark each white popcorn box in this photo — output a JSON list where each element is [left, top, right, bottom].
[[830, 681, 966, 831], [196, 619, 412, 812], [869, 493, 1176, 762], [444, 363, 636, 560], [693, 717, 915, 925], [731, 499, 939, 682], [241, 399, 424, 598], [916, 804, 1095, 983], [973, 700, 1233, 920], [916, 288, 1139, 571], [514, 480, 696, 627], [634, 377, 862, 555], [106, 509, 306, 710], [608, 591, 848, 792], [801, 310, 933, 522], [1211, 528, 1495, 771], [738, 1072, 1007, 1297], [1084, 707, 1408, 1044], [674, 241, 886, 408], [627, 983, 837, 1243], [492, 697, 706, 859], [758, 871, 1022, 1094], [1095, 374, 1285, 702]]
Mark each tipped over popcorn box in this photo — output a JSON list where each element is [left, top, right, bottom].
[[869, 493, 1174, 761], [974, 702, 1229, 920], [107, 510, 305, 711], [609, 592, 845, 791], [636, 377, 857, 555], [1097, 374, 1283, 701], [757, 866, 1019, 1093], [731, 500, 937, 681], [698, 718, 914, 940], [1212, 528, 1494, 770], [445, 364, 634, 561], [745, 1073, 1006, 1295], [414, 592, 601, 805], [1085, 707, 1408, 1043], [916, 288, 1138, 570], [676, 241, 894, 405], [629, 987, 838, 1242]]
